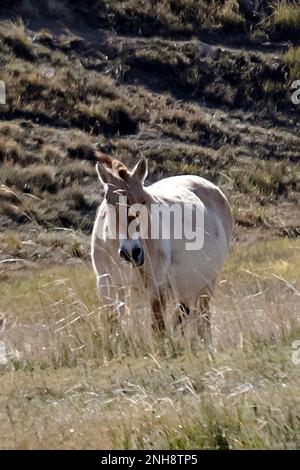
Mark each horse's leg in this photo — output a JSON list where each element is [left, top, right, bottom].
[[151, 290, 166, 332], [198, 293, 214, 352], [175, 303, 190, 329]]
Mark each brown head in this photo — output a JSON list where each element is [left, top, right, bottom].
[[96, 154, 150, 266]]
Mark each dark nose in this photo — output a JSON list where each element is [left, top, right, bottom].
[[132, 246, 142, 262], [118, 246, 144, 265], [119, 248, 131, 262]]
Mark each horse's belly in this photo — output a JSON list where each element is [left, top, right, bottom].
[[168, 215, 228, 301]]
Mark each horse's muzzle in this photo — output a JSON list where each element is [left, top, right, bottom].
[[119, 246, 144, 266]]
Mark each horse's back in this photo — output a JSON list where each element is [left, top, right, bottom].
[[147, 175, 233, 244]]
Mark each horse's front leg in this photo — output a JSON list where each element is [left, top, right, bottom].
[[151, 290, 166, 333], [198, 294, 214, 352]]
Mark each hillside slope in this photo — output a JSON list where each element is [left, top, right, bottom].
[[0, 0, 299, 266], [0, 2, 300, 450]]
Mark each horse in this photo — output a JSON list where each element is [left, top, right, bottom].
[[91, 154, 233, 348]]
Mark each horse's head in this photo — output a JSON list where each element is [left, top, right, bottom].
[[96, 154, 150, 267]]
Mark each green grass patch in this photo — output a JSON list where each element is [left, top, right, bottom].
[[273, 1, 300, 32], [283, 46, 300, 81]]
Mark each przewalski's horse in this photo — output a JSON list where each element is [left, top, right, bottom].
[[91, 154, 233, 348]]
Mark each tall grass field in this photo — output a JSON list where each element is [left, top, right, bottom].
[[0, 239, 299, 449]]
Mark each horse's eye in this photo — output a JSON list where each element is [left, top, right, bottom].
[[141, 200, 147, 205]]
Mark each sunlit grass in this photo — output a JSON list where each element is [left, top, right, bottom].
[[273, 1, 300, 31], [225, 238, 300, 281], [283, 46, 300, 81], [0, 239, 299, 448]]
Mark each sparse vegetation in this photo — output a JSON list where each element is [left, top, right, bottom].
[[219, 0, 246, 32], [0, 10, 298, 235], [0, 137, 22, 163], [233, 160, 298, 199], [1, 19, 35, 61], [0, 10, 298, 240], [67, 139, 96, 161], [272, 1, 300, 38], [41, 144, 62, 164], [0, 241, 299, 449], [0, 1, 299, 451], [283, 46, 300, 81]]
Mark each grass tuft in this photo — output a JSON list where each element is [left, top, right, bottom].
[[2, 19, 35, 61], [272, 1, 300, 33], [283, 46, 300, 81], [0, 137, 22, 163], [0, 241, 299, 449]]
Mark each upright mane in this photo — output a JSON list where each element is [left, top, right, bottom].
[[96, 153, 129, 181]]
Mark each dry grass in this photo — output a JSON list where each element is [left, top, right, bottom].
[[1, 44, 139, 137], [2, 164, 57, 194], [1, 19, 35, 61], [283, 46, 300, 81], [0, 239, 299, 449], [0, 13, 298, 236], [1, 0, 299, 41], [104, 0, 249, 34], [67, 138, 96, 161], [232, 159, 298, 199], [218, 0, 246, 31], [272, 1, 300, 32], [0, 9, 299, 448], [41, 144, 63, 164], [0, 123, 22, 139], [0, 184, 21, 205], [0, 137, 22, 163]]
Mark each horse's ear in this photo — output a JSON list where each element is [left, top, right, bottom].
[[131, 157, 148, 182], [96, 161, 113, 186]]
